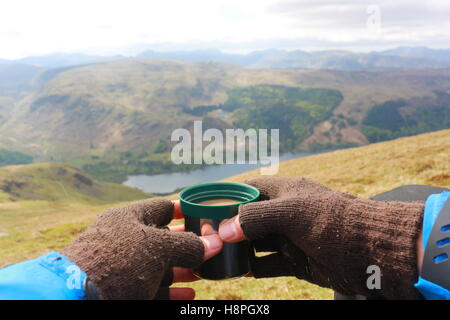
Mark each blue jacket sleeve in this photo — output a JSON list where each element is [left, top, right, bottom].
[[415, 191, 450, 300], [0, 251, 87, 300]]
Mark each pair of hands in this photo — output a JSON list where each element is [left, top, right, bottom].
[[63, 177, 425, 300], [64, 177, 319, 300]]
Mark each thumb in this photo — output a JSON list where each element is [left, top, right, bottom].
[[218, 215, 246, 243], [164, 231, 223, 268], [131, 197, 175, 227], [244, 177, 285, 200], [221, 198, 295, 242]]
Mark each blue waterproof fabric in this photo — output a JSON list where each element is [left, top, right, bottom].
[[0, 251, 86, 300], [415, 192, 450, 300]]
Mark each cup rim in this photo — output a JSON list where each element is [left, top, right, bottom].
[[179, 182, 260, 208]]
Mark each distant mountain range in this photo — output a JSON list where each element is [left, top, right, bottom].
[[2, 47, 450, 70], [2, 46, 450, 98], [0, 53, 125, 69], [378, 47, 450, 64], [137, 47, 450, 70]]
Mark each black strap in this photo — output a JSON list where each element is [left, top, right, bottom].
[[421, 199, 450, 290]]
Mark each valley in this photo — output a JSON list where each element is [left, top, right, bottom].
[[1, 59, 450, 183]]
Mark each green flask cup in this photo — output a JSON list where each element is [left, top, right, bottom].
[[179, 182, 260, 280]]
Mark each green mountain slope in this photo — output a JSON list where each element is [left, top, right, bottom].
[[0, 63, 41, 95], [361, 91, 450, 143], [0, 162, 150, 204], [0, 149, 33, 166], [0, 63, 43, 129]]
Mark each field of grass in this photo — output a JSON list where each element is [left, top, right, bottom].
[[2, 129, 450, 299]]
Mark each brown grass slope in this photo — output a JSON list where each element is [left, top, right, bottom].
[[0, 162, 150, 204]]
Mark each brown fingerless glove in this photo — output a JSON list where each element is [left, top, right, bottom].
[[239, 177, 424, 299], [62, 198, 204, 300]]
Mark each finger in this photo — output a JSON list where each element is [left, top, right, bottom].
[[164, 232, 222, 268], [250, 252, 294, 278], [172, 200, 184, 219], [173, 267, 200, 283], [201, 221, 217, 236], [169, 224, 185, 232], [236, 197, 300, 240], [218, 215, 246, 243], [131, 198, 175, 227], [169, 288, 196, 300], [244, 176, 286, 200], [169, 221, 217, 235], [164, 231, 204, 268], [200, 234, 223, 260]]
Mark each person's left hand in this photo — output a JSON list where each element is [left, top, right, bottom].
[[62, 198, 223, 300]]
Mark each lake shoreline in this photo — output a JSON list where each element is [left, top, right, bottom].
[[123, 150, 331, 194]]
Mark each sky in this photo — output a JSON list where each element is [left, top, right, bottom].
[[1, 0, 450, 59]]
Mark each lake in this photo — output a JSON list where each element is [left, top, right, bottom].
[[123, 151, 317, 194]]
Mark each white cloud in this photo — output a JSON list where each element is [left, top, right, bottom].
[[0, 0, 449, 59], [267, 0, 450, 45]]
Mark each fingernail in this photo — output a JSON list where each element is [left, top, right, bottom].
[[219, 217, 237, 241], [201, 234, 222, 251]]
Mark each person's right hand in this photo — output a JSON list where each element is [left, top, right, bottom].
[[218, 177, 425, 299]]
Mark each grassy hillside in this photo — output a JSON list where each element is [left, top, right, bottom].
[[224, 129, 450, 197], [0, 162, 150, 204], [1, 60, 237, 159], [2, 129, 450, 299], [0, 63, 43, 130]]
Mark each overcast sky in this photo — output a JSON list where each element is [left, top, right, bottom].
[[1, 0, 450, 59]]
